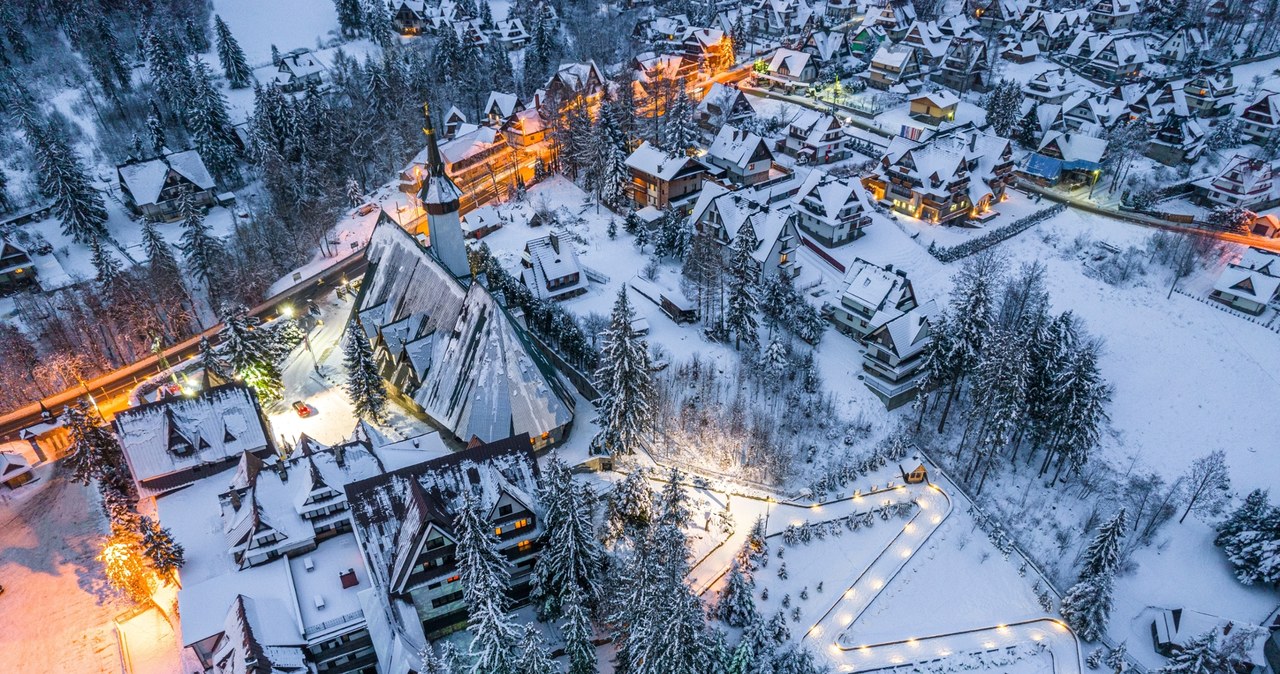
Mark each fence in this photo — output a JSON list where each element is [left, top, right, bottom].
[[1172, 287, 1280, 333]]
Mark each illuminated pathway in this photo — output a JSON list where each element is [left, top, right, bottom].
[[831, 618, 1082, 674]]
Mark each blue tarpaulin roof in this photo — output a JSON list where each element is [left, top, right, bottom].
[[1021, 153, 1062, 180]]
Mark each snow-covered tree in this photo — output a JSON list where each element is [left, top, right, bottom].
[[1178, 450, 1232, 524], [64, 399, 128, 490], [342, 321, 388, 421], [416, 642, 455, 674], [138, 516, 185, 585], [984, 79, 1024, 138], [140, 220, 179, 278], [761, 338, 789, 385], [561, 585, 597, 674], [593, 288, 655, 456], [964, 328, 1029, 490], [513, 624, 557, 674], [714, 559, 758, 627], [362, 0, 394, 47], [178, 193, 225, 287], [1215, 489, 1280, 586], [214, 16, 252, 88], [1105, 642, 1129, 674], [604, 468, 654, 544], [1158, 631, 1231, 674], [333, 0, 365, 35], [454, 493, 519, 673], [1045, 342, 1110, 477], [663, 87, 699, 154], [98, 527, 156, 605], [1060, 571, 1114, 642], [934, 251, 1003, 432], [29, 122, 108, 243], [1080, 509, 1127, 580], [218, 304, 284, 403], [1216, 489, 1273, 546], [656, 467, 691, 528], [90, 237, 127, 299], [530, 457, 606, 619], [1206, 117, 1243, 151], [726, 221, 761, 351], [186, 58, 241, 183]]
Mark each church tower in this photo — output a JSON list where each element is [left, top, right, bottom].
[[418, 103, 469, 278]]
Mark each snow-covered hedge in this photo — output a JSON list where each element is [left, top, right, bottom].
[[927, 205, 1066, 263], [780, 500, 916, 545], [803, 434, 912, 500]]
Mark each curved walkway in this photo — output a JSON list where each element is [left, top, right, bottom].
[[832, 618, 1082, 674]]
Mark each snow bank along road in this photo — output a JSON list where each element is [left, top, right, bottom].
[[682, 471, 1082, 674]]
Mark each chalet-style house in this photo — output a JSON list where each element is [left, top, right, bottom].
[[0, 238, 37, 292], [1193, 155, 1280, 211], [1088, 0, 1137, 30], [803, 30, 849, 68], [705, 126, 777, 186], [535, 61, 606, 114], [825, 0, 858, 22], [493, 18, 530, 49], [1146, 113, 1206, 166], [113, 383, 275, 499], [633, 13, 692, 47], [1209, 248, 1280, 316], [162, 420, 451, 674], [865, 127, 1014, 224], [1241, 90, 1280, 145], [624, 141, 710, 209], [760, 48, 816, 90], [697, 82, 756, 133], [1023, 68, 1074, 105], [682, 28, 732, 76], [261, 48, 327, 92], [391, 0, 430, 34], [1062, 92, 1128, 133], [1252, 213, 1280, 239], [688, 182, 802, 278], [460, 204, 505, 239], [967, 0, 1029, 28], [790, 169, 875, 247], [862, 299, 937, 407], [1183, 70, 1236, 118], [902, 21, 951, 71], [1064, 31, 1149, 83], [521, 231, 588, 301], [1151, 607, 1269, 671], [0, 451, 34, 489], [346, 436, 543, 646], [909, 90, 960, 125], [1156, 26, 1206, 66], [355, 219, 576, 450], [1019, 131, 1108, 186], [117, 149, 217, 221], [1002, 38, 1040, 64], [783, 109, 851, 164], [934, 38, 990, 93], [752, 0, 816, 38], [832, 258, 917, 340], [849, 25, 886, 56], [1020, 9, 1089, 52], [868, 45, 922, 90], [867, 0, 917, 41]]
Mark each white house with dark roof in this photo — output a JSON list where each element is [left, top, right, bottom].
[[833, 258, 917, 340], [117, 149, 217, 221], [1241, 90, 1280, 145], [114, 383, 274, 499], [696, 82, 757, 132], [705, 125, 777, 186], [521, 230, 588, 301], [760, 48, 816, 90], [0, 451, 34, 489], [355, 219, 575, 450], [789, 168, 874, 247], [1194, 155, 1280, 211], [782, 109, 850, 164], [688, 182, 802, 278], [1209, 248, 1280, 316], [862, 299, 937, 407]]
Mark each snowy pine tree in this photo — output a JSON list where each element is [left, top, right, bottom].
[[726, 221, 761, 351], [1080, 509, 1127, 580], [657, 467, 692, 528], [561, 585, 597, 674], [1216, 489, 1280, 586], [593, 288, 655, 456], [1046, 343, 1110, 476], [759, 271, 793, 338], [333, 0, 365, 36], [362, 0, 394, 47], [178, 192, 225, 287], [984, 79, 1024, 138], [218, 304, 285, 404], [1215, 489, 1272, 547], [1060, 571, 1114, 642], [63, 399, 129, 490], [714, 559, 759, 627], [30, 122, 108, 243], [140, 219, 179, 278], [1157, 631, 1231, 674], [186, 58, 241, 183], [1105, 643, 1129, 674], [214, 16, 252, 89], [604, 468, 654, 544], [342, 321, 388, 422], [138, 516, 185, 584], [662, 87, 699, 154], [513, 624, 557, 674], [530, 457, 606, 619], [454, 493, 519, 673], [90, 237, 127, 299]]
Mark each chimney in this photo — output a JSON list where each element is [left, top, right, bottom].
[[277, 459, 289, 483], [334, 443, 346, 468], [229, 488, 242, 510]]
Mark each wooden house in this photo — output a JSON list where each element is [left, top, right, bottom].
[[624, 141, 710, 209], [0, 239, 37, 292], [117, 149, 217, 221]]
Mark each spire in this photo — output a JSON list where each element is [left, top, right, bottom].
[[417, 102, 464, 211], [422, 102, 446, 177]]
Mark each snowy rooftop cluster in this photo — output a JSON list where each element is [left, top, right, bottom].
[[357, 219, 575, 445]]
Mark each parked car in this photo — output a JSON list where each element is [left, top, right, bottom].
[[356, 203, 377, 216], [292, 401, 312, 418]]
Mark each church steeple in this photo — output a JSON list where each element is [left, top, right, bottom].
[[417, 102, 469, 278]]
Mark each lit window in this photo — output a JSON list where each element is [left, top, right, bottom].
[[494, 527, 503, 536], [517, 540, 532, 552], [514, 519, 530, 529]]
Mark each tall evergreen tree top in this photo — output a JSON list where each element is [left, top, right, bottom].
[[1080, 508, 1127, 581], [1215, 489, 1273, 547]]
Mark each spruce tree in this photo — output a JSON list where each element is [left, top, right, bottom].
[[513, 625, 556, 674], [90, 237, 126, 298], [0, 169, 11, 213], [184, 16, 210, 53], [146, 101, 167, 155], [214, 16, 252, 89], [138, 516, 185, 584], [178, 192, 224, 287], [218, 304, 285, 403], [342, 321, 388, 421], [1080, 509, 1127, 580], [1158, 631, 1230, 674], [1048, 343, 1110, 475], [200, 335, 233, 382], [725, 221, 761, 351], [31, 122, 109, 243], [186, 58, 240, 183], [663, 86, 699, 154], [1215, 489, 1272, 547], [561, 585, 597, 674], [530, 457, 606, 619], [1060, 571, 1114, 642], [141, 219, 180, 278], [334, 0, 365, 36], [604, 468, 654, 544], [362, 0, 393, 47], [454, 493, 519, 673], [1105, 642, 1129, 674], [63, 399, 128, 489], [714, 559, 758, 627], [484, 38, 516, 92], [1216, 489, 1280, 586], [656, 467, 691, 528], [593, 288, 655, 456]]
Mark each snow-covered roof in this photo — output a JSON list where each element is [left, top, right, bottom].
[[912, 90, 960, 109], [1065, 31, 1149, 65], [871, 44, 912, 68], [461, 204, 505, 233], [484, 91, 521, 120], [521, 230, 587, 300], [707, 126, 772, 172], [117, 149, 216, 206], [791, 168, 872, 227], [805, 30, 846, 62], [357, 220, 574, 444], [1214, 265, 1280, 304], [841, 258, 915, 331], [0, 452, 33, 483], [871, 298, 936, 360], [787, 108, 844, 148], [345, 436, 541, 594], [1239, 247, 1280, 275], [769, 48, 813, 78], [625, 141, 704, 181], [114, 384, 273, 498], [689, 185, 798, 265], [1039, 131, 1108, 164]]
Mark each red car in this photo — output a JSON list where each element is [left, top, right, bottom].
[[292, 401, 312, 418]]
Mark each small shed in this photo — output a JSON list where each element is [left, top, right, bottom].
[[0, 452, 35, 489], [909, 91, 959, 124], [901, 463, 928, 484]]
